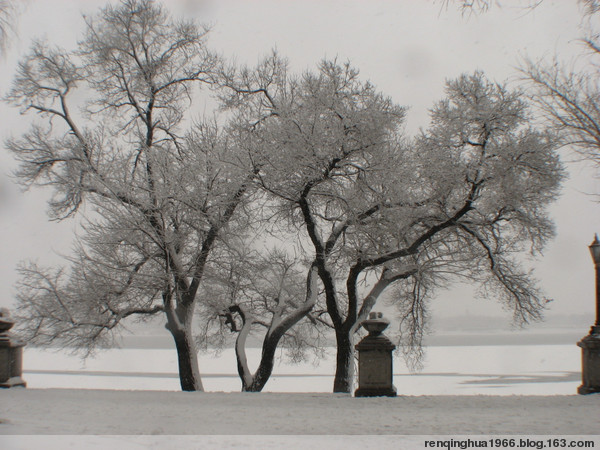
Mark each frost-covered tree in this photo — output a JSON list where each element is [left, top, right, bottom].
[[5, 0, 257, 391], [210, 246, 322, 392], [221, 55, 564, 393], [448, 1, 600, 180]]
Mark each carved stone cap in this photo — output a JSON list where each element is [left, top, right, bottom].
[[361, 311, 390, 336], [0, 308, 15, 333]]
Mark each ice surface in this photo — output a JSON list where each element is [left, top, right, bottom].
[[1, 343, 597, 444], [20, 344, 581, 395]]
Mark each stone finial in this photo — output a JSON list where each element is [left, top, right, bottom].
[[361, 311, 390, 336], [0, 308, 15, 334]]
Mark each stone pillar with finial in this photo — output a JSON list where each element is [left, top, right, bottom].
[[354, 311, 397, 397], [0, 308, 27, 388]]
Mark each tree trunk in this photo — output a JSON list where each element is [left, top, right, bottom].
[[171, 327, 203, 391], [333, 330, 354, 393], [165, 300, 204, 392], [234, 265, 319, 392], [244, 335, 279, 392]]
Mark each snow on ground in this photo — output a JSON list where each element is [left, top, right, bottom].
[[1, 389, 599, 436], [19, 344, 583, 394], [1, 342, 599, 449]]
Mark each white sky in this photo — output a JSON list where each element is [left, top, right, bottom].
[[0, 0, 598, 328]]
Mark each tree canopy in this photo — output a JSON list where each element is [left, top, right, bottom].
[[5, 0, 566, 394], [221, 55, 564, 391], [6, 0, 256, 391]]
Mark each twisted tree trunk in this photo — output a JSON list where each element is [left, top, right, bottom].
[[228, 264, 318, 392]]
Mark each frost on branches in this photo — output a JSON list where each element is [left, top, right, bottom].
[[222, 57, 564, 392], [5, 0, 255, 392], [5, 1, 564, 394]]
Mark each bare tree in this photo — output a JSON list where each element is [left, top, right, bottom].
[[521, 3, 600, 182], [221, 55, 564, 393], [5, 0, 257, 391], [523, 60, 600, 167], [446, 0, 599, 15], [0, 1, 9, 49], [447, 0, 600, 177], [440, 0, 543, 15], [439, 0, 496, 14], [0, 0, 17, 55]]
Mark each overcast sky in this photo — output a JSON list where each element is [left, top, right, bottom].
[[0, 0, 598, 328]]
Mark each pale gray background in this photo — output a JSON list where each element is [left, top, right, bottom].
[[0, 0, 597, 332]]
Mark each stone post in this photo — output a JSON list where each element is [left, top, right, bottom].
[[578, 334, 600, 395], [0, 309, 26, 388], [577, 234, 600, 394], [354, 311, 397, 397]]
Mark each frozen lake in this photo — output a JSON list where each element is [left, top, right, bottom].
[[21, 339, 583, 395]]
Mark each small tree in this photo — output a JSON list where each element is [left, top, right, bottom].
[[222, 55, 564, 393], [5, 0, 256, 391], [212, 247, 321, 392]]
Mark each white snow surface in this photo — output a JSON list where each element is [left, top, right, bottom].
[[1, 344, 599, 448], [1, 389, 599, 436], [19, 344, 584, 394]]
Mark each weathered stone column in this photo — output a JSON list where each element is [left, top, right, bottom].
[[354, 312, 396, 397], [578, 332, 600, 395], [578, 235, 600, 395], [0, 309, 27, 388]]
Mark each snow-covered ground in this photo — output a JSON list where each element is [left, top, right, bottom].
[[19, 344, 583, 395], [2, 342, 599, 449], [1, 390, 599, 449], [5, 388, 597, 434]]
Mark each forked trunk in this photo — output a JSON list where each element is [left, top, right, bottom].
[[233, 265, 319, 392], [244, 337, 279, 392], [233, 318, 288, 393]]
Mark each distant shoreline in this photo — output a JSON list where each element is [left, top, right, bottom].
[[20, 329, 586, 351], [20, 342, 581, 394], [102, 330, 585, 350]]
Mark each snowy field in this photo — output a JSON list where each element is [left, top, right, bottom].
[[20, 343, 583, 395], [2, 341, 600, 449], [2, 390, 599, 448]]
